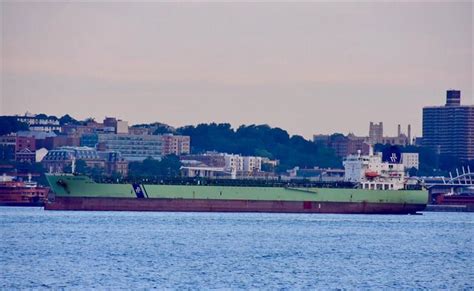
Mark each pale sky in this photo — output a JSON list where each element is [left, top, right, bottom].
[[1, 1, 472, 138]]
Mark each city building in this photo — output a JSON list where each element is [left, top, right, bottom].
[[61, 124, 95, 136], [369, 122, 411, 146], [83, 120, 110, 133], [42, 146, 103, 173], [35, 148, 48, 162], [15, 136, 36, 163], [0, 136, 16, 161], [180, 152, 267, 179], [323, 134, 370, 158], [0, 135, 36, 163], [15, 148, 36, 163], [14, 114, 61, 132], [81, 132, 190, 161], [98, 151, 129, 177], [80, 133, 99, 148], [315, 122, 412, 156], [103, 117, 116, 128], [242, 156, 262, 172], [40, 135, 81, 150], [180, 152, 226, 168], [104, 117, 129, 134], [423, 90, 474, 161], [116, 121, 129, 134], [401, 152, 419, 170], [224, 154, 244, 173], [16, 130, 56, 140], [42, 146, 128, 176], [96, 134, 163, 161], [261, 157, 279, 167], [327, 134, 350, 157], [128, 127, 149, 135], [16, 136, 35, 153], [180, 166, 227, 178], [346, 134, 371, 156], [161, 134, 191, 156], [369, 122, 383, 144]]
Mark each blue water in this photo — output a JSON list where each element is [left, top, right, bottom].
[[1, 208, 473, 289]]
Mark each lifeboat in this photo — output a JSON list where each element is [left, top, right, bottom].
[[365, 171, 379, 178]]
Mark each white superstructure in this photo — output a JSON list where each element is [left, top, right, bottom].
[[343, 149, 406, 190]]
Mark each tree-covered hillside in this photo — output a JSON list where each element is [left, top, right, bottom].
[[0, 117, 29, 135], [176, 123, 341, 171]]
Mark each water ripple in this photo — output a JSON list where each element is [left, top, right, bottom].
[[0, 207, 473, 289]]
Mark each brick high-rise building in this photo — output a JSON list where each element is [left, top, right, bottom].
[[161, 134, 191, 156], [423, 90, 474, 161]]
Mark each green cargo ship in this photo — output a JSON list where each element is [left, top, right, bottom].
[[45, 174, 428, 214]]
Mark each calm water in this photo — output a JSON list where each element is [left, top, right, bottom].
[[1, 207, 473, 289]]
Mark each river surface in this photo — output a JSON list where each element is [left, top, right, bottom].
[[1, 207, 473, 289]]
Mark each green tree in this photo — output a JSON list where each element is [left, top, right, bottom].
[[59, 114, 80, 125], [153, 125, 174, 135], [75, 159, 89, 174], [176, 123, 340, 172], [0, 117, 29, 135], [128, 155, 182, 178]]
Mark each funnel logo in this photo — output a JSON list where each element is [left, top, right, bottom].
[[390, 153, 398, 163], [382, 145, 401, 164], [132, 183, 145, 198]]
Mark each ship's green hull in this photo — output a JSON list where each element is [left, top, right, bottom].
[[45, 175, 428, 214]]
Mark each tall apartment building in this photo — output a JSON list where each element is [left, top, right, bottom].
[[423, 90, 474, 161], [161, 134, 191, 156]]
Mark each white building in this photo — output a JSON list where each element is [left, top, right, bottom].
[[35, 148, 48, 162], [224, 154, 243, 173], [116, 120, 129, 134], [223, 154, 263, 174], [243, 156, 262, 172], [180, 166, 226, 178], [401, 153, 419, 170]]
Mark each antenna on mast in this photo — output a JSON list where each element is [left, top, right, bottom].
[[71, 157, 76, 174]]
